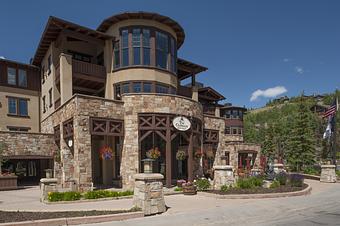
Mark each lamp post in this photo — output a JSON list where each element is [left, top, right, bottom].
[[142, 158, 154, 174]]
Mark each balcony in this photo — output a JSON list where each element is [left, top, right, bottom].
[[55, 54, 106, 99], [177, 85, 192, 98]]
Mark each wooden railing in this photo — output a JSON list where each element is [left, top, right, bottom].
[[177, 86, 192, 98], [203, 105, 216, 116], [72, 59, 106, 78]]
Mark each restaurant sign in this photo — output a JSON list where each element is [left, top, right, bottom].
[[173, 116, 191, 131]]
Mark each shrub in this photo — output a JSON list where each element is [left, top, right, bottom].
[[195, 178, 210, 191], [47, 191, 81, 202], [83, 190, 133, 199], [275, 172, 288, 185], [220, 185, 230, 192], [289, 173, 304, 187], [236, 176, 264, 189], [270, 180, 280, 189], [336, 170, 340, 178], [303, 166, 321, 176], [174, 187, 183, 192]]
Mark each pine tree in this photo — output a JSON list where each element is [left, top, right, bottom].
[[286, 95, 316, 171], [262, 124, 276, 163]]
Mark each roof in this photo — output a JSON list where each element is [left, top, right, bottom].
[[0, 58, 39, 70], [198, 87, 225, 102], [32, 16, 113, 66], [220, 105, 247, 111], [97, 11, 185, 48], [177, 58, 208, 80]]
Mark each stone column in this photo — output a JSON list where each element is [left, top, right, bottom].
[[59, 53, 73, 104], [320, 165, 337, 183], [273, 163, 284, 174], [192, 86, 198, 101], [40, 178, 58, 202], [133, 173, 166, 216], [213, 165, 235, 190]]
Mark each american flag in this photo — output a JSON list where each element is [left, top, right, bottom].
[[323, 101, 337, 118]]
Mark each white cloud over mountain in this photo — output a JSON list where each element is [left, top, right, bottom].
[[250, 86, 287, 101]]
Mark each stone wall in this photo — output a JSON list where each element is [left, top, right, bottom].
[[224, 142, 261, 169], [0, 131, 56, 157], [41, 94, 124, 191], [121, 94, 203, 189]]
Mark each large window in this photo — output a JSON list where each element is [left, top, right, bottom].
[[113, 26, 177, 74], [122, 29, 129, 67], [18, 69, 27, 87], [7, 97, 28, 117], [225, 126, 243, 135], [114, 81, 176, 99], [132, 28, 141, 65], [7, 67, 16, 85], [156, 31, 168, 69], [142, 29, 151, 65]]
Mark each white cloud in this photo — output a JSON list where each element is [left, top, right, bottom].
[[250, 86, 287, 102], [295, 66, 304, 74], [0, 56, 5, 59], [283, 58, 291, 62]]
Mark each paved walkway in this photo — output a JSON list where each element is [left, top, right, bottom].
[[0, 180, 339, 225]]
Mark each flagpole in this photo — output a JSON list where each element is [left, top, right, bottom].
[[332, 90, 338, 166]]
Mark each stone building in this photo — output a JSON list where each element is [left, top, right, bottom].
[[0, 12, 261, 190]]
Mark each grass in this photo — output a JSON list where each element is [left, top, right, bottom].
[[48, 190, 133, 202]]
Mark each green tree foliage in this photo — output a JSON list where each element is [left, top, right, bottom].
[[285, 96, 316, 171], [244, 93, 328, 170]]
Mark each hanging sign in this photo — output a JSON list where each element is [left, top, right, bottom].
[[173, 116, 191, 131]]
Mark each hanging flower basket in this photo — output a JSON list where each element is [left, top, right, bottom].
[[205, 149, 215, 159], [176, 150, 187, 161], [99, 145, 114, 160], [146, 147, 161, 160], [194, 150, 203, 159]]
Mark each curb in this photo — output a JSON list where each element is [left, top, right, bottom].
[[0, 211, 144, 226], [198, 184, 312, 199]]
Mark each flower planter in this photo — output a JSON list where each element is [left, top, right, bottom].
[[0, 175, 18, 190], [182, 185, 197, 195]]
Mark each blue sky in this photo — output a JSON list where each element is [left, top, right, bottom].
[[0, 0, 339, 108]]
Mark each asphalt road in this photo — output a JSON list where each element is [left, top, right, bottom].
[[89, 180, 340, 226]]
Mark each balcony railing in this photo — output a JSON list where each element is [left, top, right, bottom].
[[203, 105, 216, 116], [72, 59, 106, 78], [177, 86, 192, 98]]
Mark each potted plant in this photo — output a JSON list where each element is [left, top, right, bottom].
[[176, 179, 186, 187], [0, 142, 17, 190], [182, 181, 197, 195]]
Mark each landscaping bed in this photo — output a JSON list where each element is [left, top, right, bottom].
[[0, 208, 140, 224], [206, 183, 308, 195], [47, 190, 133, 202]]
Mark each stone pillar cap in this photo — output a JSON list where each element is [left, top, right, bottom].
[[134, 173, 164, 180], [273, 163, 284, 167], [40, 178, 58, 183], [213, 165, 233, 170], [321, 165, 336, 168]]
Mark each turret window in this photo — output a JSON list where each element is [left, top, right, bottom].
[[113, 26, 177, 74]]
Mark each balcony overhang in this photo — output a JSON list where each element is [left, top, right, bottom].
[[32, 16, 113, 66], [177, 58, 208, 81]]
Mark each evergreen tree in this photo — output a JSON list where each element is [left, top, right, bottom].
[[285, 95, 316, 171], [262, 124, 276, 163]]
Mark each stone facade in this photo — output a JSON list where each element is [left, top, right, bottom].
[[41, 94, 124, 191], [203, 115, 259, 171], [212, 165, 235, 189], [0, 131, 56, 157], [121, 94, 203, 190]]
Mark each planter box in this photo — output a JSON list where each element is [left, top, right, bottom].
[[182, 185, 197, 195], [0, 175, 18, 190]]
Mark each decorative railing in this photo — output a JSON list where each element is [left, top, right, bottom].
[[203, 105, 216, 116]]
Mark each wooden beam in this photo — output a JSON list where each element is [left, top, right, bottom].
[[73, 86, 98, 93], [187, 133, 194, 182], [166, 116, 172, 188]]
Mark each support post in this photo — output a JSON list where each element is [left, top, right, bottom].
[[188, 133, 194, 182], [166, 117, 172, 188]]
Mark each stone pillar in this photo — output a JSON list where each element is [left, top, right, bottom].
[[59, 53, 73, 104], [133, 173, 166, 216], [273, 163, 284, 174], [215, 107, 220, 117], [213, 165, 235, 190], [40, 178, 58, 202], [320, 165, 337, 183], [104, 39, 113, 99], [192, 86, 198, 101]]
